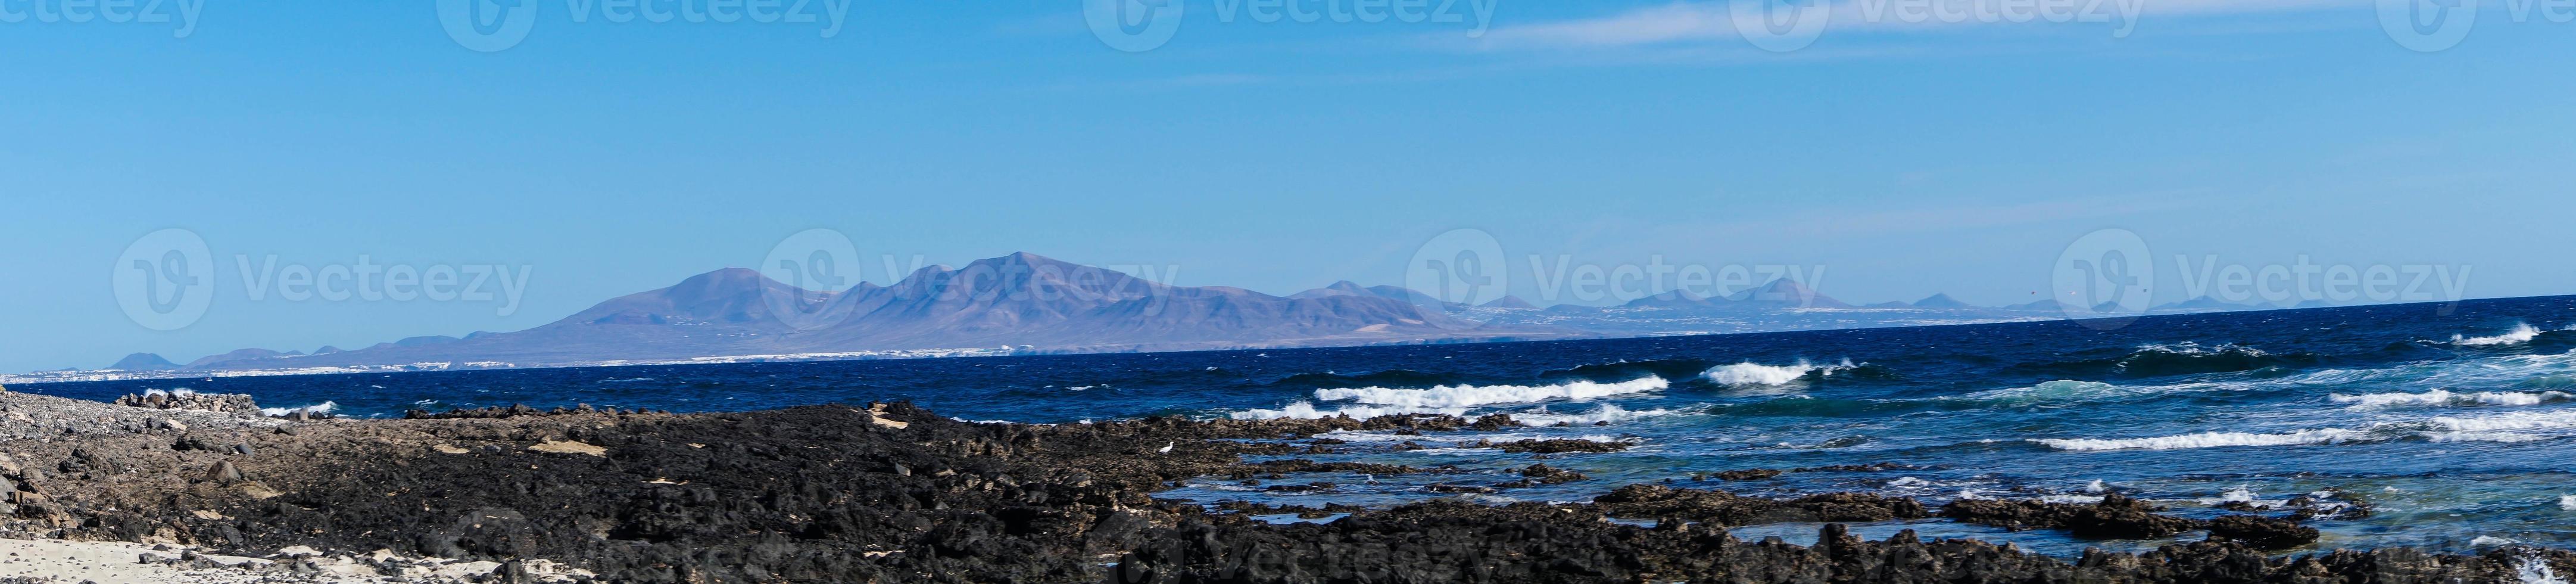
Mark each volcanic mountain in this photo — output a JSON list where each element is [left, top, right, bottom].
[[171, 253, 1581, 371]]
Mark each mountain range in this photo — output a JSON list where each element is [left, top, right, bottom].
[[71, 252, 2344, 378], [108, 253, 1579, 374]]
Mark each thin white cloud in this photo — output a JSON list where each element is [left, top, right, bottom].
[[1476, 0, 2368, 50]]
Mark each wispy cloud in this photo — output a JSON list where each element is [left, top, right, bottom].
[[1473, 0, 2368, 51]]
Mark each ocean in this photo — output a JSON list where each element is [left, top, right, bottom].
[[23, 296, 2576, 557]]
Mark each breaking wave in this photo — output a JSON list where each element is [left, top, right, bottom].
[[261, 401, 338, 417], [2034, 409, 2576, 451], [1513, 403, 1677, 426], [1705, 359, 1860, 387], [2034, 428, 2375, 451], [2450, 323, 2556, 347], [2331, 390, 2574, 409], [1231, 377, 1669, 421], [2011, 342, 2326, 378], [1315, 377, 1669, 409]]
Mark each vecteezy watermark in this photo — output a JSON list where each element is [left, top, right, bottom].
[[2378, 0, 2480, 52], [1717, 0, 2148, 53], [233, 256, 535, 316], [438, 0, 854, 52], [111, 229, 536, 331], [1406, 228, 1510, 313], [1524, 255, 1829, 306], [2377, 0, 2576, 52], [2051, 228, 2475, 329], [2169, 256, 2472, 307], [113, 229, 215, 331], [760, 228, 865, 330], [2052, 228, 2154, 329], [0, 0, 204, 38], [1735, 0, 1834, 52], [1084, 0, 1501, 52], [1401, 228, 1835, 318]]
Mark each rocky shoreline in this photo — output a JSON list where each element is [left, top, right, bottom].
[[0, 389, 2565, 583]]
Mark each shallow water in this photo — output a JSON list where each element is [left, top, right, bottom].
[[23, 296, 2576, 556]]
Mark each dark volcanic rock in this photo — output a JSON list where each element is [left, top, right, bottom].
[[0, 397, 2557, 584], [114, 392, 260, 415], [2206, 514, 2321, 549], [1942, 493, 2201, 539], [1711, 468, 1783, 481], [1592, 484, 1929, 526], [1492, 439, 1631, 454]]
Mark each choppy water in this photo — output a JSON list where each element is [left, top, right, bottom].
[[23, 296, 2576, 557]]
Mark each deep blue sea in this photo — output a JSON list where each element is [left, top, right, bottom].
[[23, 296, 2576, 557]]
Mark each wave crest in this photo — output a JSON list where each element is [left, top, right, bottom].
[[2035, 409, 2576, 451], [1315, 377, 1669, 409], [1232, 377, 1669, 421], [1705, 359, 1859, 387], [2331, 390, 2574, 409]]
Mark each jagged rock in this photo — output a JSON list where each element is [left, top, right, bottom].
[[205, 461, 244, 484], [1713, 468, 1783, 481], [1593, 484, 1929, 526], [114, 392, 261, 415], [2207, 514, 2322, 549], [1493, 439, 1632, 453], [1942, 493, 2201, 539]]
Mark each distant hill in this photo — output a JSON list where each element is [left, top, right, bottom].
[[162, 253, 1586, 372], [2152, 296, 2265, 313], [185, 349, 298, 369], [1724, 279, 1851, 308], [108, 353, 179, 371], [1624, 290, 1711, 309], [79, 254, 2368, 378]]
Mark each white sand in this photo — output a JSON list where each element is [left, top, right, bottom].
[[0, 539, 573, 583], [0, 538, 292, 583]]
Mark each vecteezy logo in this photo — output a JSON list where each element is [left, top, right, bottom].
[[760, 228, 865, 330], [438, 0, 541, 52], [1731, 0, 1831, 52], [2052, 228, 2154, 330], [1084, 0, 1183, 52], [1405, 228, 1509, 319], [2378, 0, 2477, 52], [113, 228, 215, 331]]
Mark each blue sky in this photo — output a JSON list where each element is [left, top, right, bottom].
[[4, 0, 2572, 372]]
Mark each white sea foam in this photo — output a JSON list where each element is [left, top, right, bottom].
[[2331, 390, 2573, 409], [2456, 324, 2546, 347], [1955, 380, 2145, 404], [2559, 495, 2576, 511], [2039, 406, 2576, 451], [2085, 479, 2109, 493], [2034, 428, 2372, 451], [2427, 410, 2576, 432], [260, 401, 338, 417], [1234, 377, 1668, 421], [1512, 403, 1676, 427], [1229, 402, 1467, 421], [2521, 557, 2571, 584], [1704, 359, 1855, 387], [2195, 486, 2271, 507], [1312, 377, 1670, 409]]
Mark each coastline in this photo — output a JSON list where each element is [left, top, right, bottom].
[[0, 390, 2563, 583]]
